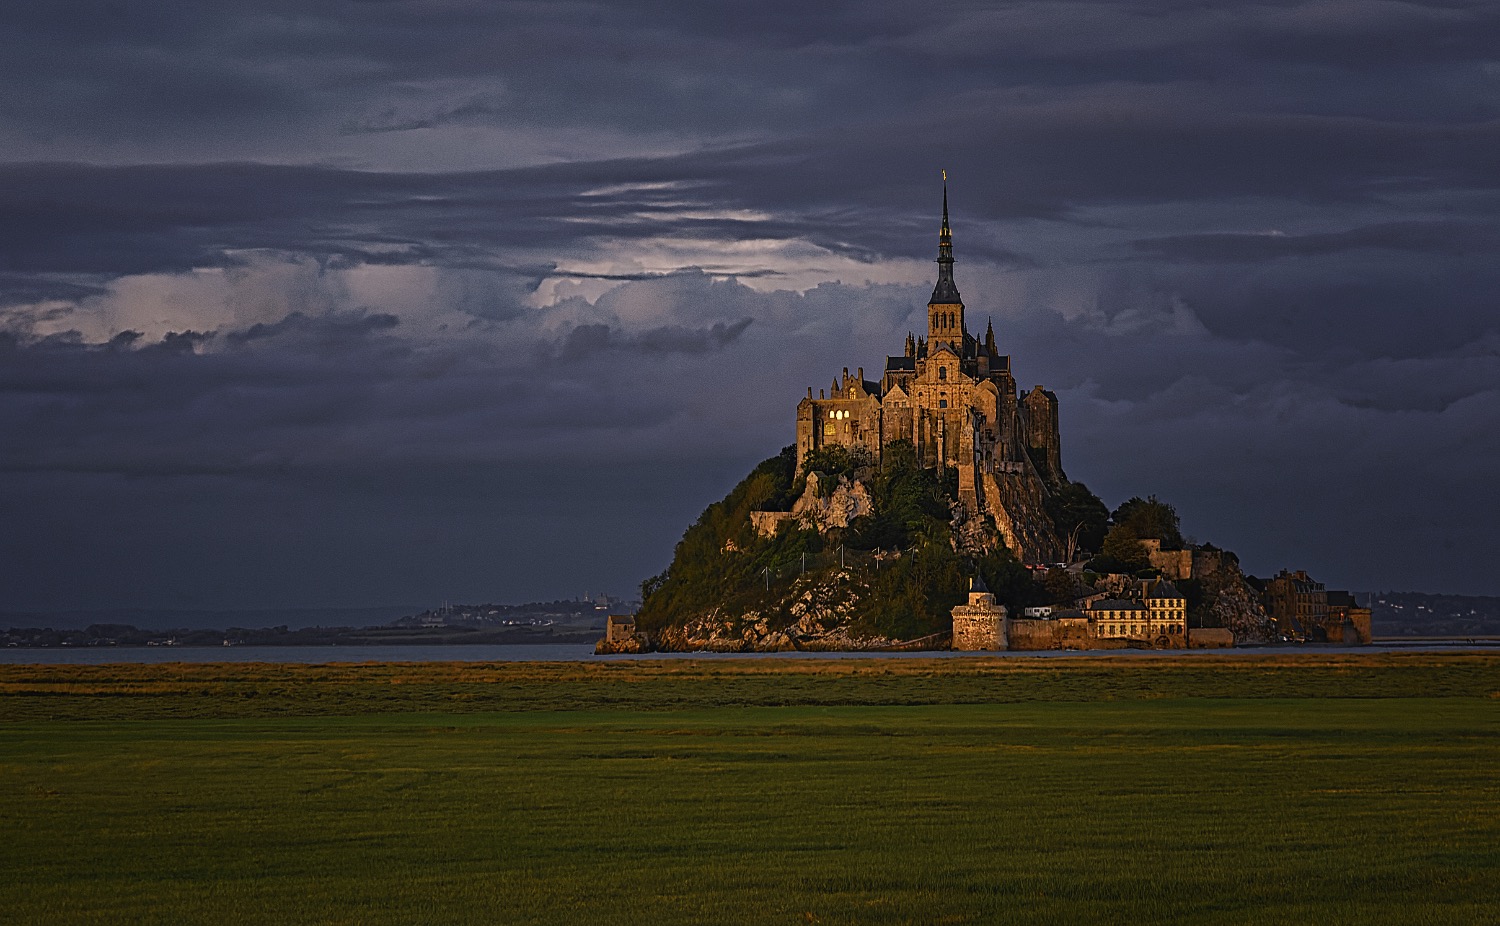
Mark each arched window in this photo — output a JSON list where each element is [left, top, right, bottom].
[[938, 367, 947, 381]]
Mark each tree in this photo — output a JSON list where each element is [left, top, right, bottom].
[[1045, 482, 1109, 560], [1043, 567, 1077, 605], [1111, 495, 1184, 549], [1096, 523, 1150, 574]]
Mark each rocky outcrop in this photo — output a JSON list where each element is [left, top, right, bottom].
[[1197, 551, 1274, 643], [644, 572, 942, 653], [594, 634, 647, 655], [793, 472, 874, 531], [649, 610, 907, 653], [751, 471, 874, 539]]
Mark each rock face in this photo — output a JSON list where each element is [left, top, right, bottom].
[[751, 471, 874, 538], [650, 584, 907, 653], [979, 470, 1063, 563], [792, 472, 875, 532], [1196, 550, 1275, 642], [594, 635, 646, 655]]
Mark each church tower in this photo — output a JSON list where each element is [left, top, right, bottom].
[[926, 176, 966, 355]]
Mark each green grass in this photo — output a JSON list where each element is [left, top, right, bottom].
[[2, 655, 1498, 924]]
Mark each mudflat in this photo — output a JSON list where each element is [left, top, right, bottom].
[[3, 653, 1497, 924]]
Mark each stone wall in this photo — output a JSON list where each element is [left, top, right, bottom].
[[1188, 628, 1235, 648], [952, 593, 1007, 650], [1007, 617, 1113, 650], [1141, 539, 1193, 580], [952, 608, 1006, 650]]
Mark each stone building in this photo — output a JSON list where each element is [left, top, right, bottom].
[[1089, 579, 1187, 647], [1144, 579, 1188, 644], [1324, 592, 1373, 644], [951, 576, 1008, 650], [604, 614, 636, 644], [1262, 569, 1370, 643], [1263, 569, 1328, 640], [793, 182, 1066, 562], [1090, 599, 1148, 641]]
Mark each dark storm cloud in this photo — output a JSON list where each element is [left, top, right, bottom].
[[224, 310, 402, 351], [1132, 221, 1500, 262], [0, 306, 676, 481], [6, 1, 1499, 154], [559, 318, 754, 359], [3, 0, 1499, 609], [5, 96, 1497, 288]]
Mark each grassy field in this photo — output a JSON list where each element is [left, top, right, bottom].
[[2, 654, 1497, 924]]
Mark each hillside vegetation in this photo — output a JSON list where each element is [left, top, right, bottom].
[[634, 441, 1274, 648], [636, 442, 1049, 646]]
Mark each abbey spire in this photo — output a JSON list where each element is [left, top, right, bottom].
[[927, 173, 966, 354], [930, 177, 962, 305]]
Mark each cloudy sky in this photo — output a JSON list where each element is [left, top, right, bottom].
[[3, 0, 1498, 612]]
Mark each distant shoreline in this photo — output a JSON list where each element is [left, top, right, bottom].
[[3, 638, 1497, 666]]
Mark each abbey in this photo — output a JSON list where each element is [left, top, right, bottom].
[[794, 184, 1066, 563]]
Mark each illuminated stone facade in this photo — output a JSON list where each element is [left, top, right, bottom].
[[793, 185, 1065, 561], [950, 578, 1008, 650], [1090, 579, 1187, 647]]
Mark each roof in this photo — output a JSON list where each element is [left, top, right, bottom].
[[970, 573, 989, 594], [1089, 599, 1146, 612], [1147, 580, 1183, 599], [885, 356, 915, 371], [930, 276, 962, 305]]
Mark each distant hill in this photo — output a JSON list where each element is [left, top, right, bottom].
[[0, 606, 422, 633], [1372, 592, 1500, 637]]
